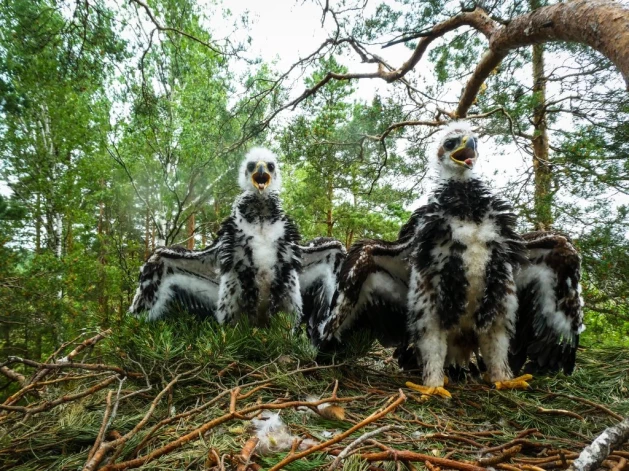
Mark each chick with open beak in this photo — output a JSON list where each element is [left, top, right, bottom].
[[250, 161, 273, 192], [238, 148, 281, 195], [436, 121, 479, 175]]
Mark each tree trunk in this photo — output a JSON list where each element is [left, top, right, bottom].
[[186, 213, 195, 250], [144, 207, 150, 259], [97, 188, 108, 325], [151, 222, 156, 252], [213, 197, 221, 237], [530, 0, 552, 230], [571, 418, 629, 471], [346, 229, 354, 249], [458, 0, 629, 117], [35, 193, 41, 253], [326, 180, 334, 237]]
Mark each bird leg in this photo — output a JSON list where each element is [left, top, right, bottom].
[[492, 374, 532, 390], [406, 376, 451, 398], [409, 323, 451, 398], [477, 313, 532, 391]]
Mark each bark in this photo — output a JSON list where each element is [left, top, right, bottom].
[[144, 208, 150, 260], [326, 180, 334, 237], [35, 193, 41, 253], [186, 213, 195, 250], [458, 0, 629, 117], [346, 229, 354, 249], [151, 222, 156, 252], [531, 0, 552, 231], [571, 417, 629, 471]]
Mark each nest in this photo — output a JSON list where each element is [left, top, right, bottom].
[[1, 314, 628, 471]]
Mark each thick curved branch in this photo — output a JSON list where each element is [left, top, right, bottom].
[[571, 418, 629, 471], [377, 8, 498, 83], [457, 0, 629, 117]]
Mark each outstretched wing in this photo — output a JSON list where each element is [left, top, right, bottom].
[[298, 237, 346, 342], [318, 235, 414, 349], [511, 231, 584, 375], [129, 243, 221, 321]]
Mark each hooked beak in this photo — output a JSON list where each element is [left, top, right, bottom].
[[450, 135, 478, 169], [251, 161, 271, 192]]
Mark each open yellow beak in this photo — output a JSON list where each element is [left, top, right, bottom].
[[251, 161, 272, 192], [450, 135, 478, 169]]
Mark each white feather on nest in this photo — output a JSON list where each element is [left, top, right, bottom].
[[251, 411, 318, 455]]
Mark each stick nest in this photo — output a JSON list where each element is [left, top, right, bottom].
[[1, 314, 628, 471]]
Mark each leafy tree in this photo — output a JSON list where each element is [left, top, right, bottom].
[[281, 58, 417, 245]]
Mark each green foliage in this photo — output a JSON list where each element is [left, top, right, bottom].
[[116, 311, 318, 366], [281, 59, 417, 244], [0, 0, 627, 368]]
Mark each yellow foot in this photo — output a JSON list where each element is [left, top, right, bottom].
[[405, 381, 452, 398], [492, 374, 533, 390]]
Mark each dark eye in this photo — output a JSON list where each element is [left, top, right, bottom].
[[246, 162, 256, 172], [267, 162, 275, 172], [443, 139, 458, 151]]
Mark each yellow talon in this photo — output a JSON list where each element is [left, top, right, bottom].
[[405, 381, 452, 399], [494, 374, 533, 390]]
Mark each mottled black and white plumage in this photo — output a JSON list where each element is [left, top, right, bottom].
[[404, 122, 528, 388], [215, 155, 302, 325], [130, 148, 345, 329], [320, 123, 585, 384], [315, 217, 417, 349], [510, 230, 584, 375], [299, 237, 346, 342], [321, 122, 529, 390], [129, 243, 220, 320]]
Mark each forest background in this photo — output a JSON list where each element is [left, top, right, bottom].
[[1, 0, 628, 363]]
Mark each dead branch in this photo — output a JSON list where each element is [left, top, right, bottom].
[[28, 329, 112, 385], [87, 390, 114, 461], [478, 445, 523, 466], [481, 438, 546, 454], [267, 390, 406, 471], [83, 373, 184, 471], [7, 356, 142, 379], [571, 418, 629, 471], [533, 390, 624, 422], [3, 372, 109, 406], [0, 366, 27, 387], [235, 437, 259, 471], [98, 391, 368, 470], [611, 457, 627, 471], [0, 375, 118, 417], [537, 407, 585, 422], [343, 447, 488, 471], [328, 424, 403, 470]]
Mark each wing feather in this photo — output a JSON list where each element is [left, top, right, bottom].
[[129, 243, 220, 321], [318, 236, 414, 349], [511, 231, 584, 375], [298, 237, 346, 342]]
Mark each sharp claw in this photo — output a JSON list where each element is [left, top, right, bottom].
[[405, 381, 452, 398], [494, 374, 533, 390]]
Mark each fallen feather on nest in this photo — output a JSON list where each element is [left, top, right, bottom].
[[251, 411, 318, 455], [298, 395, 346, 421]]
